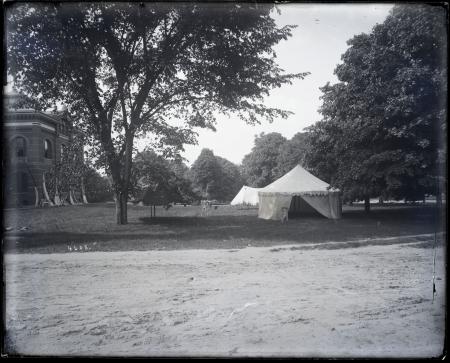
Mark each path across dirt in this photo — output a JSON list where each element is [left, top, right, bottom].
[[4, 235, 446, 358]]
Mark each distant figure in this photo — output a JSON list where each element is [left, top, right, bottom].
[[281, 207, 289, 224], [164, 204, 172, 211], [201, 200, 211, 216]]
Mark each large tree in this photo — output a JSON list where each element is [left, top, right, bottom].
[[131, 149, 196, 205], [305, 4, 447, 211], [189, 148, 222, 200], [215, 156, 246, 202], [275, 132, 309, 178], [83, 167, 114, 203], [241, 132, 287, 187], [167, 159, 198, 204], [189, 149, 244, 202], [6, 2, 307, 223]]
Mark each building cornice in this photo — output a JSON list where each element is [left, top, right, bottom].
[[4, 121, 57, 133], [4, 109, 80, 140], [4, 109, 63, 125]]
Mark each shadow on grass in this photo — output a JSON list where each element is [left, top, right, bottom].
[[4, 206, 444, 253]]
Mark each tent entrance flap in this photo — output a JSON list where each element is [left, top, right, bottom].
[[289, 195, 323, 217], [258, 194, 292, 220], [301, 192, 342, 219]]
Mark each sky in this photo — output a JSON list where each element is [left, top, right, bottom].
[[171, 3, 394, 166]]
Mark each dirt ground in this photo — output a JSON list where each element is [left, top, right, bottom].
[[4, 234, 446, 358]]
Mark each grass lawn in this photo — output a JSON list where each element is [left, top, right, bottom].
[[3, 203, 445, 254]]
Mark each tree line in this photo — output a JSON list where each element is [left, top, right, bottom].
[[242, 5, 447, 212], [306, 4, 446, 210], [83, 148, 245, 205]]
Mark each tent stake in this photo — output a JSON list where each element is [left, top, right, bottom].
[[432, 230, 437, 304], [432, 182, 440, 304]]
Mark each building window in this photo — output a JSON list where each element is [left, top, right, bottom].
[[44, 139, 53, 159], [13, 137, 26, 157]]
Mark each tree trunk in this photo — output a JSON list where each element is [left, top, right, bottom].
[[81, 177, 88, 204], [114, 191, 128, 224], [69, 188, 76, 205], [364, 197, 370, 213], [54, 176, 61, 206], [114, 132, 134, 225], [34, 187, 40, 207], [73, 189, 80, 204], [42, 173, 54, 206], [111, 180, 128, 224]]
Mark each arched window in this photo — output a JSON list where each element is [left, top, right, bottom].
[[13, 137, 26, 157], [44, 139, 53, 159]]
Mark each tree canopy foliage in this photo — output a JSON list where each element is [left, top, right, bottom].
[[189, 149, 221, 199], [275, 132, 309, 178], [241, 132, 284, 187], [5, 92, 44, 111], [215, 156, 246, 202], [7, 2, 307, 223], [188, 148, 244, 202], [241, 132, 311, 187], [132, 150, 196, 205], [241, 132, 287, 187], [305, 4, 447, 207], [83, 167, 114, 203]]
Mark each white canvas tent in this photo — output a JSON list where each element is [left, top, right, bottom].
[[230, 186, 260, 206], [258, 165, 342, 220]]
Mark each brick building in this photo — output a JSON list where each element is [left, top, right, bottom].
[[3, 92, 83, 207]]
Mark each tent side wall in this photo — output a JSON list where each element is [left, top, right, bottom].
[[258, 192, 342, 220]]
